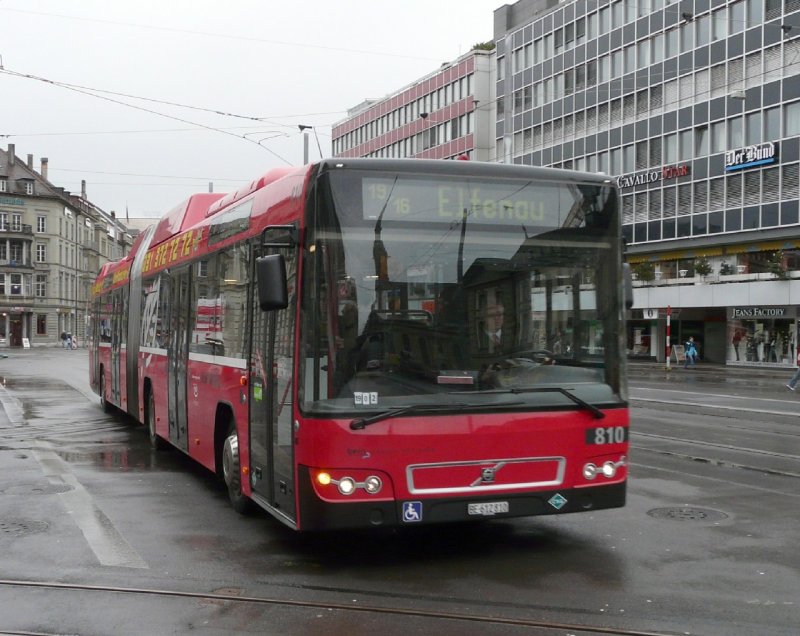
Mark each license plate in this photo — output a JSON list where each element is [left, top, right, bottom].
[[467, 501, 509, 516]]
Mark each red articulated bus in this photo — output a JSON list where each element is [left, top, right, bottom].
[[89, 158, 631, 531]]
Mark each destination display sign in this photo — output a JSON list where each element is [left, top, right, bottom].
[[362, 176, 599, 227], [142, 228, 204, 275], [725, 142, 778, 172]]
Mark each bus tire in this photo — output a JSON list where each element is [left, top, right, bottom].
[[99, 368, 114, 413], [222, 423, 253, 515], [146, 390, 165, 450]]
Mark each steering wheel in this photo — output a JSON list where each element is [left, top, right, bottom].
[[517, 349, 556, 364]]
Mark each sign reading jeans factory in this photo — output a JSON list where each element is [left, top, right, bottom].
[[725, 142, 778, 172], [731, 307, 788, 318]]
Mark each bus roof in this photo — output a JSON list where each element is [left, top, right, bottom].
[[313, 158, 616, 186], [206, 167, 297, 217], [150, 192, 226, 247]]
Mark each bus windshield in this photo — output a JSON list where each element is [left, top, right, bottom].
[[299, 167, 623, 415]]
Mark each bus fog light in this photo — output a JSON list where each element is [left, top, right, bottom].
[[337, 477, 356, 495], [582, 463, 597, 480], [364, 475, 382, 494], [602, 461, 617, 478], [317, 472, 332, 486]]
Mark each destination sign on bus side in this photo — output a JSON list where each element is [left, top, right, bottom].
[[142, 228, 204, 274], [362, 177, 584, 226], [91, 263, 131, 296]]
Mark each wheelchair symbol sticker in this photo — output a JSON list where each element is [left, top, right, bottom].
[[402, 501, 422, 522]]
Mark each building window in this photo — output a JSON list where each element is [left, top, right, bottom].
[[0, 274, 4, 295], [664, 133, 678, 163], [37, 216, 46, 233], [696, 125, 709, 157], [36, 274, 47, 298], [745, 112, 761, 145], [785, 102, 800, 137], [730, 1, 745, 34], [10, 273, 22, 296], [711, 121, 726, 153], [712, 8, 728, 41], [679, 130, 693, 161], [696, 14, 710, 46], [24, 182, 34, 195], [11, 214, 21, 232], [728, 116, 743, 148], [37, 314, 47, 336], [665, 28, 679, 58], [746, 0, 763, 27], [0, 179, 6, 193], [36, 244, 47, 262]]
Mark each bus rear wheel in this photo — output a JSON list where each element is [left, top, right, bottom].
[[99, 369, 113, 413], [146, 391, 165, 450], [222, 424, 253, 515]]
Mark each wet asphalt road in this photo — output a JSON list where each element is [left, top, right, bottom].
[[0, 350, 798, 636]]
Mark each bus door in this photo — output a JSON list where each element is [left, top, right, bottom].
[[110, 289, 123, 405], [249, 243, 297, 520], [167, 268, 191, 452]]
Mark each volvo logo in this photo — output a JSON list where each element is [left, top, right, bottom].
[[471, 462, 507, 487]]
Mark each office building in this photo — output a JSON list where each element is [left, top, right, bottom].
[[331, 48, 495, 161]]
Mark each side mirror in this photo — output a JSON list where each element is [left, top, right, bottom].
[[256, 254, 288, 311], [622, 263, 634, 309]]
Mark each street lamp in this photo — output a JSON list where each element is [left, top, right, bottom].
[[298, 125, 323, 164]]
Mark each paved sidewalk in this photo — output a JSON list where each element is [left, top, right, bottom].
[[627, 358, 792, 379]]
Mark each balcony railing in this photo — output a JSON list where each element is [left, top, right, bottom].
[[0, 258, 32, 268], [0, 224, 33, 236], [632, 270, 800, 286]]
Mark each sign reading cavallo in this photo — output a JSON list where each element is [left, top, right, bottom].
[[616, 164, 690, 189]]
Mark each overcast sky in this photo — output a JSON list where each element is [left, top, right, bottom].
[[0, 0, 499, 217]]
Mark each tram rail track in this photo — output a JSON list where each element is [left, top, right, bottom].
[[0, 578, 680, 636], [631, 430, 800, 479]]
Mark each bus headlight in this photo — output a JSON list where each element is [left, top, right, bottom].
[[583, 456, 626, 482], [337, 477, 356, 495], [364, 475, 382, 494], [311, 468, 392, 499]]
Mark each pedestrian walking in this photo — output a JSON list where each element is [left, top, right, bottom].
[[684, 336, 697, 369], [785, 349, 800, 390]]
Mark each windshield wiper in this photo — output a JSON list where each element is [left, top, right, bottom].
[[350, 401, 524, 430], [456, 387, 606, 419]]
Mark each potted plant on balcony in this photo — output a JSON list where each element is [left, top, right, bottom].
[[632, 261, 656, 283], [694, 256, 713, 279], [767, 250, 789, 280]]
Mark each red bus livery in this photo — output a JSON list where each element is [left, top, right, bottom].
[[89, 159, 630, 531]]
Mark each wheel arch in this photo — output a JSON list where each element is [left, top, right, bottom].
[[214, 401, 236, 478]]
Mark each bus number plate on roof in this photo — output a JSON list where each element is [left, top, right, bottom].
[[467, 501, 509, 516]]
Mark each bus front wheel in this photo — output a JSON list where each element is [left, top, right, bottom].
[[222, 424, 253, 515]]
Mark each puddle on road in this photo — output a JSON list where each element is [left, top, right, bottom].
[[51, 444, 161, 471]]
